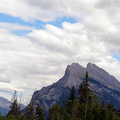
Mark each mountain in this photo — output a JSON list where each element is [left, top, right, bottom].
[[0, 97, 26, 116], [30, 63, 120, 115], [0, 97, 10, 116]]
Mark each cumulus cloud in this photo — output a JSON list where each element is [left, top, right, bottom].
[[0, 22, 35, 31], [0, 0, 96, 22], [1, 0, 120, 103]]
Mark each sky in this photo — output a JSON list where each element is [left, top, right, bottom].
[[1, 0, 120, 105]]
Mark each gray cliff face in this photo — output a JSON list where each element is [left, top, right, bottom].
[[31, 84, 70, 112], [86, 63, 120, 92], [57, 63, 86, 88], [30, 63, 120, 113]]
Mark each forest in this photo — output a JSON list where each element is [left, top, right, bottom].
[[0, 72, 120, 120]]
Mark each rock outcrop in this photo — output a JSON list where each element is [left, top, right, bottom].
[[30, 63, 120, 115]]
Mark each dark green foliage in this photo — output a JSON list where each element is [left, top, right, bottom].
[[7, 91, 20, 117], [2, 71, 120, 120], [0, 114, 3, 120], [35, 103, 45, 120], [66, 86, 78, 118], [77, 71, 94, 120], [63, 86, 78, 119], [78, 71, 93, 104], [4, 114, 17, 120], [24, 104, 35, 120], [4, 114, 25, 120], [67, 86, 76, 103], [5, 91, 25, 120], [48, 104, 68, 120], [46, 71, 120, 120], [107, 103, 117, 112], [106, 103, 119, 120]]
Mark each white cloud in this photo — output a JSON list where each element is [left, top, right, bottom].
[[1, 0, 120, 104], [0, 22, 35, 31], [0, 0, 96, 22]]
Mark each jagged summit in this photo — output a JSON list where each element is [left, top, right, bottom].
[[87, 62, 106, 73], [87, 62, 95, 68], [69, 63, 83, 68], [29, 62, 120, 114], [71, 63, 80, 66], [57, 62, 120, 91], [57, 63, 86, 88], [67, 63, 85, 72], [86, 62, 102, 71]]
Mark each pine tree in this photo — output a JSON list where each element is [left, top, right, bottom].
[[48, 104, 68, 120], [106, 103, 119, 120], [7, 90, 20, 117], [24, 104, 35, 120], [68, 86, 76, 103], [24, 92, 36, 120], [35, 103, 45, 120], [78, 71, 92, 104], [65, 86, 79, 119], [77, 71, 94, 120]]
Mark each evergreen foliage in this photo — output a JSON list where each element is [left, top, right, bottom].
[[47, 71, 120, 120], [35, 103, 45, 120], [68, 86, 76, 103], [7, 90, 20, 117], [77, 71, 94, 120], [2, 71, 120, 120], [24, 104, 35, 120], [0, 114, 3, 120], [48, 104, 68, 120]]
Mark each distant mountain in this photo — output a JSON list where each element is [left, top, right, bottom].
[[0, 97, 26, 116], [0, 97, 10, 116], [29, 63, 120, 115]]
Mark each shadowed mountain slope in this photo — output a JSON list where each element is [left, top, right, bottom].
[[30, 63, 120, 114], [0, 97, 26, 116]]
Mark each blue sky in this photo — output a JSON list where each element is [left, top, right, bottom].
[[0, 13, 77, 36], [112, 52, 120, 61]]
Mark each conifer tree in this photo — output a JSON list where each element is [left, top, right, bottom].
[[78, 71, 94, 120], [7, 90, 20, 117], [78, 71, 92, 104], [35, 103, 45, 120], [24, 104, 35, 120], [65, 86, 79, 119], [48, 104, 68, 120], [68, 86, 76, 103], [24, 92, 36, 120]]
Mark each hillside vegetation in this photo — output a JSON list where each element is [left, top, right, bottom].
[[0, 72, 120, 120]]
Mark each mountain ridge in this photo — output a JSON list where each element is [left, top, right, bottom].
[[30, 62, 120, 114], [0, 96, 26, 116]]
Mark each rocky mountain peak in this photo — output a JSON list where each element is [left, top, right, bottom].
[[57, 63, 86, 88], [57, 62, 120, 91], [67, 63, 85, 72], [29, 62, 120, 115], [70, 63, 81, 67], [87, 62, 105, 74], [87, 62, 96, 68], [86, 62, 120, 91]]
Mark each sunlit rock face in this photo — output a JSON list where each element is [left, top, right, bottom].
[[30, 63, 120, 115]]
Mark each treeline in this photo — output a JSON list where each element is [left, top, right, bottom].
[[0, 72, 120, 120]]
